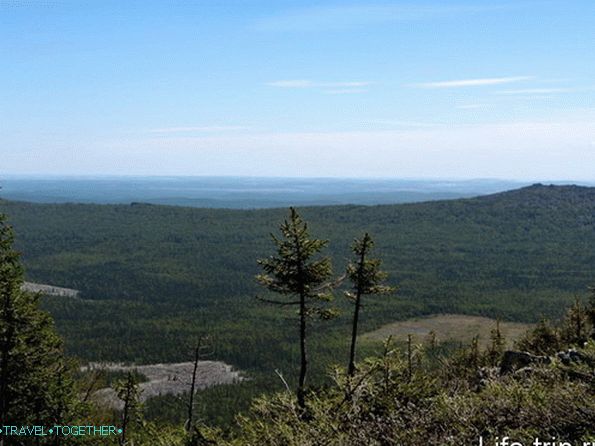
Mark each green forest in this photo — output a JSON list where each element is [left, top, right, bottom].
[[1, 184, 593, 361], [1, 184, 594, 444]]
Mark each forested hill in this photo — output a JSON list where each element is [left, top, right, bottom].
[[1, 183, 593, 303], [0, 183, 593, 365], [477, 182, 595, 206]]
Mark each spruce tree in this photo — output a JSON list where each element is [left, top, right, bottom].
[[0, 212, 74, 441], [561, 297, 589, 345], [256, 208, 335, 409], [346, 233, 393, 376], [487, 320, 505, 366], [116, 371, 143, 446]]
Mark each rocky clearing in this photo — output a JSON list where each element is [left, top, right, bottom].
[[22, 281, 80, 298], [85, 361, 244, 410]]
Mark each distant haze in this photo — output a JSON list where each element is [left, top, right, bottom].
[[0, 176, 552, 208]]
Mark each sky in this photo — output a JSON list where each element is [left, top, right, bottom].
[[1, 0, 594, 180]]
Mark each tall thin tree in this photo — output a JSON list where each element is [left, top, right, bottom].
[[346, 233, 394, 376], [256, 208, 336, 409], [116, 371, 142, 446], [186, 335, 213, 431]]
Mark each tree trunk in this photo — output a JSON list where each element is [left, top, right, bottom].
[[407, 334, 413, 381], [297, 292, 307, 409], [120, 375, 132, 446], [186, 340, 201, 431], [348, 292, 362, 377], [294, 228, 308, 411], [348, 244, 366, 376]]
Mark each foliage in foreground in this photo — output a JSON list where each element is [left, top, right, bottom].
[[0, 213, 77, 433], [196, 304, 595, 446], [21, 298, 594, 446]]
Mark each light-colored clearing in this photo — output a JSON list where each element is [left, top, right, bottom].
[[362, 314, 533, 349], [86, 361, 244, 410], [22, 281, 80, 298]]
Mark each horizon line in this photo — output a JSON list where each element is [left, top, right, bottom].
[[1, 174, 594, 185]]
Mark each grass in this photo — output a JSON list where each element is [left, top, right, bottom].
[[361, 314, 533, 349]]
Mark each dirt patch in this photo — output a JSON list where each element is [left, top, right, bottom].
[[85, 361, 244, 410], [362, 314, 533, 349]]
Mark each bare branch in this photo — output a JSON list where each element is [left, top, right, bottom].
[[82, 369, 104, 403], [256, 295, 301, 306], [313, 273, 347, 293], [274, 369, 292, 393]]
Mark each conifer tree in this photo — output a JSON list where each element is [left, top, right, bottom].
[[516, 318, 561, 355], [345, 233, 393, 376], [0, 213, 74, 443], [116, 371, 143, 446], [256, 208, 335, 409], [487, 320, 505, 366], [561, 297, 589, 345]]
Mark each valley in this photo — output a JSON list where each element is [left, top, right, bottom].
[[1, 183, 594, 427]]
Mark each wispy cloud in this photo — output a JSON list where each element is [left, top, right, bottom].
[[495, 88, 574, 95], [149, 126, 251, 134], [414, 76, 533, 89], [268, 80, 371, 89], [267, 80, 371, 95], [323, 89, 368, 95], [267, 80, 313, 88], [369, 120, 445, 127]]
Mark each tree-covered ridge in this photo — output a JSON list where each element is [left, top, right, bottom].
[[2, 183, 593, 303], [0, 195, 594, 444], [0, 184, 593, 369]]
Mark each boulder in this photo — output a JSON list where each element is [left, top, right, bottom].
[[500, 351, 551, 375]]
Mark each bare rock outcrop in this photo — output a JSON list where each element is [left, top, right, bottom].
[[499, 351, 551, 375]]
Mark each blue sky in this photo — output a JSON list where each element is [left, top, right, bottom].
[[1, 0, 594, 179]]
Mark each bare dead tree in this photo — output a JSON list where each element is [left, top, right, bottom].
[[185, 335, 214, 431]]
